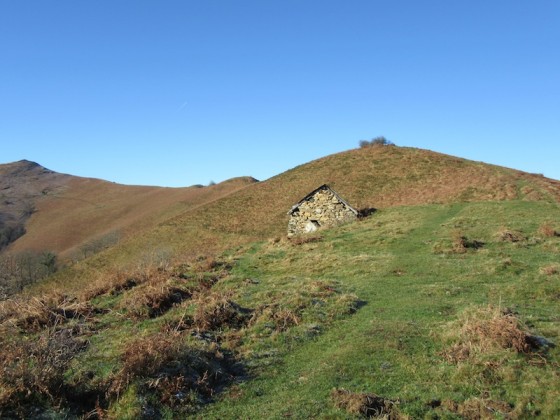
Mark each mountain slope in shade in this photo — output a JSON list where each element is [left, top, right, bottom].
[[0, 160, 257, 258], [0, 160, 72, 251]]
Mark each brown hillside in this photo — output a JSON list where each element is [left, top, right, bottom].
[[0, 160, 257, 258], [32, 145, 560, 294], [164, 145, 560, 239], [0, 161, 72, 251]]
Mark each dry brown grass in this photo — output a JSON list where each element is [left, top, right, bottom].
[[289, 234, 323, 246], [330, 388, 402, 418], [114, 267, 193, 320], [538, 222, 559, 238], [0, 293, 95, 332], [110, 330, 243, 411], [442, 398, 514, 419], [496, 228, 526, 243], [109, 331, 184, 398], [192, 291, 249, 331], [9, 174, 256, 259], [121, 283, 193, 320], [442, 306, 539, 363], [539, 264, 560, 276], [80, 270, 142, 301], [0, 325, 90, 412]]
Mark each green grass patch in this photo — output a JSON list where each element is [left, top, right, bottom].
[[2, 200, 559, 418]]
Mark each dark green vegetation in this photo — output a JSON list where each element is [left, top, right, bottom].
[[2, 199, 559, 418]]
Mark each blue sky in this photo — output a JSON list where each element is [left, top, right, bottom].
[[1, 1, 559, 186]]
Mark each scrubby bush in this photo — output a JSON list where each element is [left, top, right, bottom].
[[359, 136, 394, 148], [0, 251, 58, 297], [0, 224, 25, 250]]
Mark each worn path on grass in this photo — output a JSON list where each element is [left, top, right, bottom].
[[201, 204, 472, 418]]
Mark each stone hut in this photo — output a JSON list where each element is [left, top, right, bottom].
[[287, 184, 358, 237]]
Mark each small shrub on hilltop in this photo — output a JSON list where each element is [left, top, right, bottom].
[[359, 136, 394, 148]]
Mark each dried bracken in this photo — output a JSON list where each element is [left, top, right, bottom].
[[120, 283, 192, 320], [193, 292, 250, 331], [331, 388, 401, 418], [1, 294, 96, 332], [0, 325, 90, 411], [497, 229, 526, 243], [538, 222, 559, 238], [442, 398, 514, 419], [442, 306, 544, 363]]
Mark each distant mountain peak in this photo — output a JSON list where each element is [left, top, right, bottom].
[[16, 159, 40, 166], [2, 160, 56, 176]]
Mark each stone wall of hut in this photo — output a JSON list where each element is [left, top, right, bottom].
[[287, 188, 357, 237]]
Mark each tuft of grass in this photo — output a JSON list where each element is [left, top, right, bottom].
[[539, 221, 560, 238], [330, 388, 402, 418], [540, 264, 560, 276], [192, 291, 250, 331], [288, 233, 323, 246], [496, 228, 526, 243], [432, 230, 484, 254], [441, 398, 514, 419], [0, 293, 96, 332], [441, 305, 548, 363]]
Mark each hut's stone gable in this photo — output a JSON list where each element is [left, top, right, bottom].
[[287, 185, 358, 237]]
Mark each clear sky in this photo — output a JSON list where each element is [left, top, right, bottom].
[[1, 1, 559, 186]]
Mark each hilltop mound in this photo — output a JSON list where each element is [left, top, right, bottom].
[[164, 145, 560, 239]]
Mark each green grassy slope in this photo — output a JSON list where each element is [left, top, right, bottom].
[[39, 145, 560, 295], [197, 200, 560, 418], [2, 199, 558, 418]]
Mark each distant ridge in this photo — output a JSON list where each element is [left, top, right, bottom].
[[3, 144, 559, 267], [0, 160, 71, 251], [0, 160, 257, 257]]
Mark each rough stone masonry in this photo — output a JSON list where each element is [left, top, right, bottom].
[[287, 185, 358, 237]]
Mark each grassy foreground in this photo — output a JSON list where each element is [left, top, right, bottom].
[[200, 200, 560, 418], [1, 199, 559, 418]]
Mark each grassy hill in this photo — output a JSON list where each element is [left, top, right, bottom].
[[1, 145, 559, 418], [0, 160, 257, 259], [1, 200, 558, 418], [41, 145, 560, 293]]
